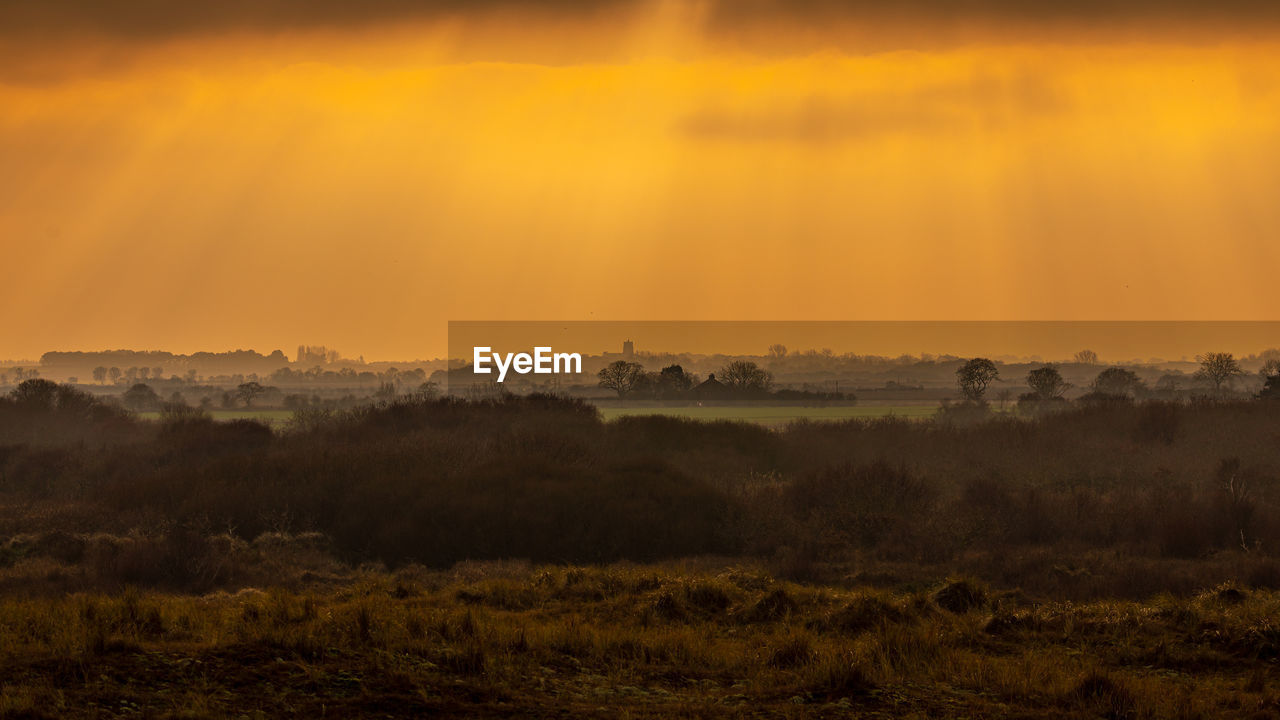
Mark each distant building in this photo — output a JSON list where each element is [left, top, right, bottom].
[[622, 340, 635, 358], [693, 373, 730, 400]]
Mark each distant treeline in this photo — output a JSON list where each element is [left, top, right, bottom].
[[27, 351, 441, 393], [4, 380, 1280, 598], [595, 359, 854, 403], [40, 349, 291, 378]]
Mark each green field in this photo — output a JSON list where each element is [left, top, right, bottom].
[[597, 404, 937, 424], [140, 405, 938, 426]]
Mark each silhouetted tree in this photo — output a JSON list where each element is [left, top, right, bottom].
[[768, 344, 788, 359], [108, 367, 122, 384], [236, 381, 267, 408], [1027, 365, 1069, 401], [11, 379, 60, 409], [1074, 349, 1099, 364], [1257, 360, 1280, 401], [630, 372, 659, 398], [719, 360, 773, 393], [92, 366, 107, 384], [598, 361, 645, 398], [122, 383, 161, 412], [374, 382, 398, 402], [1259, 359, 1280, 381], [1260, 375, 1280, 401], [995, 388, 1013, 412], [416, 381, 442, 401], [8, 379, 105, 420], [152, 367, 164, 380], [956, 358, 999, 402], [1155, 374, 1182, 396], [1093, 367, 1145, 397], [656, 365, 694, 397], [1195, 352, 1244, 393]]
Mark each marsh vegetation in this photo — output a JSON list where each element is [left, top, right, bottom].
[[3, 379, 1280, 716]]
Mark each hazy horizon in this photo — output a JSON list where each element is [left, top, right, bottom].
[[5, 320, 1280, 366]]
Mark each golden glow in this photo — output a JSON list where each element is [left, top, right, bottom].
[[3, 18, 1280, 359]]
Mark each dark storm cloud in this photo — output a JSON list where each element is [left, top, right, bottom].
[[696, 0, 1280, 56], [0, 0, 640, 84], [705, 0, 1280, 28], [0, 1, 631, 40], [3, 0, 1277, 43], [2, 0, 1278, 85]]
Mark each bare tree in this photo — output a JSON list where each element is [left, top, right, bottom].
[[995, 388, 1013, 412], [767, 344, 788, 360], [956, 358, 999, 402], [108, 367, 122, 384], [11, 368, 38, 382], [1027, 365, 1069, 401], [597, 360, 645, 398], [236, 381, 267, 408], [1195, 352, 1244, 393], [1073, 349, 1099, 365], [718, 360, 774, 392], [92, 366, 107, 384], [1259, 358, 1280, 380]]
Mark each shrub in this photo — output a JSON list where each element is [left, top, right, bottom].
[[933, 578, 987, 614]]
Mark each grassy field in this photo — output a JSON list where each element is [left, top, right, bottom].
[[140, 405, 939, 426], [0, 562, 1274, 718]]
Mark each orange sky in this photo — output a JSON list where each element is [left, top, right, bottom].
[[3, 2, 1280, 360]]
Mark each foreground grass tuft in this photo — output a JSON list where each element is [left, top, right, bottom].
[[0, 563, 1277, 718]]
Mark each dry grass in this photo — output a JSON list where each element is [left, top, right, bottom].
[[0, 563, 1277, 718]]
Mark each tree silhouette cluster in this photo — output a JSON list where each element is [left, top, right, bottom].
[[598, 359, 847, 402]]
